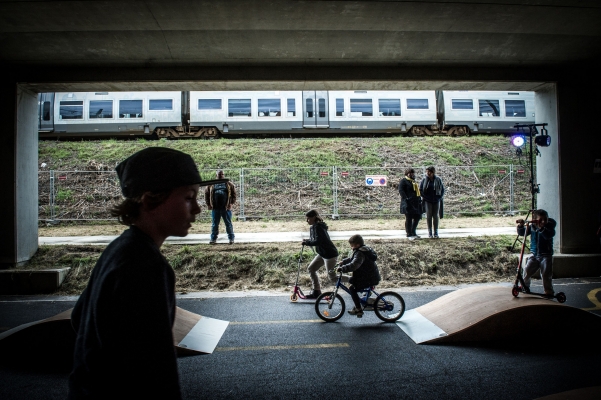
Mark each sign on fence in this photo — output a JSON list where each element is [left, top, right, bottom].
[[365, 175, 387, 186]]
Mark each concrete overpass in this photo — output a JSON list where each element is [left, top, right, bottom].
[[1, 1, 600, 271]]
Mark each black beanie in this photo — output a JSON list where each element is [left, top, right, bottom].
[[115, 147, 202, 198]]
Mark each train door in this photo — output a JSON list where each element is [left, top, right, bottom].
[[38, 93, 55, 132], [302, 91, 329, 128]]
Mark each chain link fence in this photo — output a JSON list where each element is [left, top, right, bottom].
[[38, 165, 534, 221]]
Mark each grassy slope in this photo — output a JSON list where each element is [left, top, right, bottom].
[[38, 135, 518, 170]]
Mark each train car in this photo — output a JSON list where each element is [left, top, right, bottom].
[[441, 91, 535, 135], [188, 90, 437, 137], [38, 90, 535, 139], [38, 91, 183, 138]]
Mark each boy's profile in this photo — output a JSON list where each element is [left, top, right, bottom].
[[68, 147, 205, 400]]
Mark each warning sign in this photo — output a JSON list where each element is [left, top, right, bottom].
[[320, 171, 329, 176], [365, 175, 387, 186], [341, 172, 349, 177], [58, 175, 67, 181]]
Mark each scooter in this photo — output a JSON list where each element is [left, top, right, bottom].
[[511, 219, 566, 303], [290, 244, 310, 302]]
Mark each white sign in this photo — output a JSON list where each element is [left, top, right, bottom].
[[365, 175, 388, 186], [594, 159, 601, 174]]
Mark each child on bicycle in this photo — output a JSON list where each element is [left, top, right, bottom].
[[335, 234, 381, 317]]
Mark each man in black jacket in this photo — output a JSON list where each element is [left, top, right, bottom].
[[399, 167, 423, 240]]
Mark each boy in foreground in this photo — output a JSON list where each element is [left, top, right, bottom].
[[68, 147, 204, 400]]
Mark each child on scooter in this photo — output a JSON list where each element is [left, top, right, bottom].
[[335, 234, 381, 317], [516, 209, 557, 297], [302, 209, 339, 299]]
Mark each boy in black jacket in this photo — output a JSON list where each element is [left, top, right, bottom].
[[68, 148, 205, 400], [516, 209, 557, 297], [336, 234, 381, 317]]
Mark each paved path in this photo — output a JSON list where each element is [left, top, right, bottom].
[[39, 227, 515, 245]]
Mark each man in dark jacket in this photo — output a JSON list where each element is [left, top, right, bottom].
[[336, 234, 381, 317], [516, 209, 557, 297], [399, 167, 423, 240], [419, 166, 445, 239], [69, 147, 205, 400]]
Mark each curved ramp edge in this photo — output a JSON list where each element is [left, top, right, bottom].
[[397, 286, 601, 344], [0, 306, 228, 362]]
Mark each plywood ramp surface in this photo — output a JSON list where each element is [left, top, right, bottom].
[[398, 286, 601, 344], [0, 306, 228, 358]]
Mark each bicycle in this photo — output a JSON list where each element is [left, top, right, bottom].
[[315, 271, 405, 322]]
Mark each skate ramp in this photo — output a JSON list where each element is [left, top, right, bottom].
[[397, 286, 601, 344], [0, 306, 228, 365]]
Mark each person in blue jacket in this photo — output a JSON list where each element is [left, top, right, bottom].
[[419, 166, 445, 239], [516, 209, 557, 297]]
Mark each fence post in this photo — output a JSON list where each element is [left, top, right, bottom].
[[332, 166, 339, 219], [239, 168, 246, 221], [49, 170, 55, 222], [509, 164, 514, 215]]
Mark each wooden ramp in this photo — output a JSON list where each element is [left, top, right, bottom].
[[397, 286, 601, 344], [0, 306, 228, 363]]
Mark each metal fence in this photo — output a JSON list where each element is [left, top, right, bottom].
[[38, 165, 533, 221]]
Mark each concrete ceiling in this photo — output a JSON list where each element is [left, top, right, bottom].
[[2, 0, 600, 91]]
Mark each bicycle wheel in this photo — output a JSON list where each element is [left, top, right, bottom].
[[374, 291, 405, 322], [315, 291, 345, 322]]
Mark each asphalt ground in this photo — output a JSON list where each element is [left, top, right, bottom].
[[1, 278, 600, 399]]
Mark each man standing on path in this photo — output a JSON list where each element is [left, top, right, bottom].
[[419, 166, 445, 239], [399, 167, 423, 240], [205, 169, 237, 244]]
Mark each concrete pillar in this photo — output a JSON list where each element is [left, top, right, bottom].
[[0, 83, 39, 267], [540, 74, 601, 277]]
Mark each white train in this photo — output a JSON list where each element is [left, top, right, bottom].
[[38, 90, 534, 139]]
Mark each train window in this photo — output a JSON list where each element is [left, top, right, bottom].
[[198, 99, 222, 110], [318, 98, 326, 117], [43, 101, 51, 121], [478, 99, 500, 117], [407, 99, 429, 109], [451, 99, 473, 110], [119, 100, 143, 118], [149, 99, 173, 111], [505, 100, 526, 117], [89, 100, 113, 119], [59, 101, 83, 120], [378, 99, 401, 116], [287, 98, 296, 116], [258, 99, 281, 117], [228, 99, 251, 117], [350, 98, 373, 116], [306, 98, 313, 118], [336, 98, 344, 116]]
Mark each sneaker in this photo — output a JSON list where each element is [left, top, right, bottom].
[[433, 234, 439, 239], [209, 241, 216, 245], [304, 290, 322, 299], [428, 235, 434, 239], [408, 236, 417, 241], [229, 240, 234, 244], [348, 307, 364, 317], [414, 235, 421, 239]]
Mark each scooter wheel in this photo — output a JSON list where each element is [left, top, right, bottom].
[[290, 293, 298, 302], [511, 286, 520, 297], [556, 292, 567, 303]]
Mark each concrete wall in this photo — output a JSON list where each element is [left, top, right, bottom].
[[0, 83, 38, 267]]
